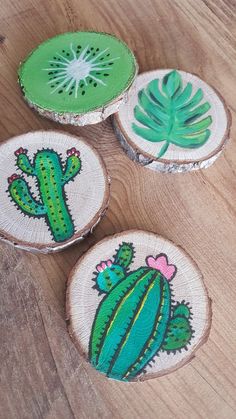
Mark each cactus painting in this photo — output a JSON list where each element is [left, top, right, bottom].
[[89, 242, 194, 381], [7, 147, 81, 242], [132, 70, 212, 158]]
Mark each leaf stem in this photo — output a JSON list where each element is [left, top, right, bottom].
[[157, 141, 169, 158]]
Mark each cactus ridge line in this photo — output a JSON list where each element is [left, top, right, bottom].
[[89, 267, 151, 364], [106, 271, 159, 377], [122, 277, 170, 380]]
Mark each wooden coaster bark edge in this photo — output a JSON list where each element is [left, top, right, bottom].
[[66, 229, 212, 382], [20, 73, 138, 126], [113, 70, 231, 173], [0, 130, 110, 253]]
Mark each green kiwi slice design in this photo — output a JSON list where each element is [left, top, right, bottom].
[[18, 31, 137, 120]]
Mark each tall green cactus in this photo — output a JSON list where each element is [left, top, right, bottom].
[[89, 244, 194, 381], [8, 146, 81, 242]]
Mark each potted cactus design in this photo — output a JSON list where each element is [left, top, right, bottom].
[[89, 242, 194, 381], [8, 147, 81, 242]]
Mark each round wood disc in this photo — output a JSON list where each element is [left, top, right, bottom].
[[67, 230, 211, 382], [0, 131, 110, 252], [18, 31, 138, 126], [113, 69, 231, 173]]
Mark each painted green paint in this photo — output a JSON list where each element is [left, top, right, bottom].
[[95, 242, 135, 293], [18, 32, 137, 114], [132, 70, 212, 158], [89, 243, 194, 381], [8, 147, 81, 242]]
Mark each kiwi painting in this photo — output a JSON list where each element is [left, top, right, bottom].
[[0, 131, 110, 253], [113, 69, 231, 173], [18, 32, 138, 125], [67, 230, 211, 382]]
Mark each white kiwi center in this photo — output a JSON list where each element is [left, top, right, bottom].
[[67, 59, 92, 81], [43, 43, 120, 98]]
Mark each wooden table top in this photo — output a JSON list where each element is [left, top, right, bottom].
[[0, 0, 236, 418]]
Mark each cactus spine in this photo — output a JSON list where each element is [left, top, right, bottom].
[[8, 147, 81, 242], [89, 245, 193, 381]]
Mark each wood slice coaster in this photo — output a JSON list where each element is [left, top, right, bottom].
[[0, 131, 110, 253], [18, 32, 138, 126], [67, 230, 211, 382], [113, 69, 231, 173]]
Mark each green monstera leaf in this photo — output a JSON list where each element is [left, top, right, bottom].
[[132, 70, 212, 158]]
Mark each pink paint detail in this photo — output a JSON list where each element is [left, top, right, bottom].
[[8, 173, 20, 184], [96, 265, 103, 272], [67, 147, 80, 157], [101, 262, 107, 270], [96, 259, 113, 272], [15, 147, 27, 156], [146, 254, 177, 281]]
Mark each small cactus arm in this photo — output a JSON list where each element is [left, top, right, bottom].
[[161, 302, 193, 353], [8, 147, 81, 242], [89, 249, 194, 381], [94, 242, 134, 293]]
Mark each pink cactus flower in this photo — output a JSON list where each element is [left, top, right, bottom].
[[67, 147, 80, 157], [15, 147, 27, 156], [8, 173, 20, 184], [146, 253, 177, 281], [96, 260, 113, 272]]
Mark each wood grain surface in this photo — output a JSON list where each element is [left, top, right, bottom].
[[0, 0, 236, 418]]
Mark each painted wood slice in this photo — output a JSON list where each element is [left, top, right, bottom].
[[0, 131, 109, 252], [18, 32, 138, 126], [113, 69, 231, 173], [67, 230, 211, 382]]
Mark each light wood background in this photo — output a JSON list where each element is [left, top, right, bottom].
[[0, 1, 236, 418]]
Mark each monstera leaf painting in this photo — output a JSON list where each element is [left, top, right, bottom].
[[132, 70, 212, 158]]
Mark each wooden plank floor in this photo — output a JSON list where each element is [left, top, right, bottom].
[[0, 0, 236, 418]]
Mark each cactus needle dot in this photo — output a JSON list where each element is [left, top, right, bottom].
[[0, 131, 110, 253], [66, 230, 211, 382], [113, 69, 231, 173], [18, 32, 138, 126]]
